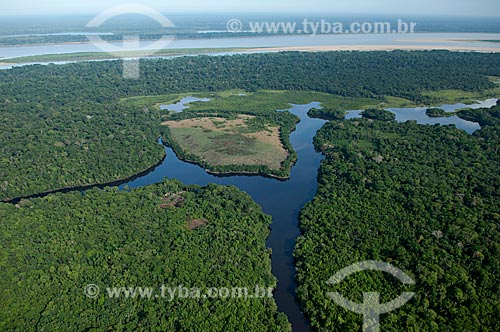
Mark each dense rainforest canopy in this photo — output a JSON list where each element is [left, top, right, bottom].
[[0, 180, 290, 332], [2, 51, 500, 201], [295, 102, 500, 331]]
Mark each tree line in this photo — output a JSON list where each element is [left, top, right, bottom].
[[295, 102, 500, 331], [2, 51, 500, 200]]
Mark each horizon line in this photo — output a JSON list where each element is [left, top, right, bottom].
[[1, 11, 500, 18]]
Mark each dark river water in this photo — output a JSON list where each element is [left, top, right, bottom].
[[120, 102, 326, 331], [114, 98, 489, 331], [6, 98, 490, 331]]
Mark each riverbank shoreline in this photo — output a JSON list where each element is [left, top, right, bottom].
[[2, 33, 500, 68], [1, 144, 167, 204], [250, 44, 500, 53], [4, 44, 500, 67]]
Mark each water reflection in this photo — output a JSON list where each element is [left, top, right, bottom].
[[345, 98, 497, 134], [159, 96, 210, 112]]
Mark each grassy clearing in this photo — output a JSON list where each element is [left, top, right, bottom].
[[168, 128, 286, 169], [379, 96, 418, 108], [121, 86, 500, 178], [123, 90, 387, 112], [185, 90, 383, 112], [127, 88, 497, 114], [162, 115, 287, 170], [123, 88, 499, 115], [421, 86, 500, 105]]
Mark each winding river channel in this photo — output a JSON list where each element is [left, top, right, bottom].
[[121, 102, 326, 331], [115, 98, 493, 331], [7, 97, 495, 331]]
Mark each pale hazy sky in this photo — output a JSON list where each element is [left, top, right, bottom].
[[1, 0, 500, 16]]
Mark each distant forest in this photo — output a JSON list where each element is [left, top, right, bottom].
[[2, 51, 500, 200]]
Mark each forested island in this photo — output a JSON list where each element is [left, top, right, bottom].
[[362, 108, 397, 121], [1, 50, 500, 331], [425, 107, 454, 117]]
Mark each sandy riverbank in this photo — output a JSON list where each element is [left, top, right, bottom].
[[394, 38, 500, 44], [250, 44, 500, 53], [2, 44, 500, 68]]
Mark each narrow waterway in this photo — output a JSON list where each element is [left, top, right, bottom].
[[114, 96, 489, 331], [5, 98, 489, 331], [119, 102, 327, 331], [116, 98, 489, 331]]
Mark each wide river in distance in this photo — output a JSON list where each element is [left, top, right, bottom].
[[1, 32, 500, 68]]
